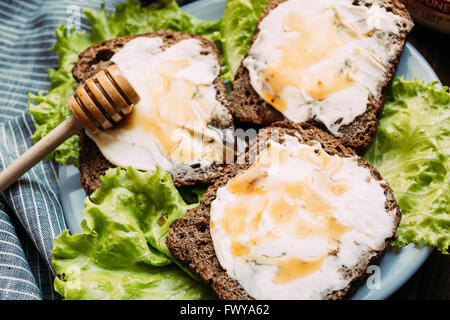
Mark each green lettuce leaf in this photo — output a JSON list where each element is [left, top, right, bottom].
[[365, 78, 449, 254], [179, 186, 207, 205], [52, 166, 215, 299], [219, 0, 268, 80], [84, 0, 220, 41]]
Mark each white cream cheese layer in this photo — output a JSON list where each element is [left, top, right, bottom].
[[87, 37, 228, 171], [243, 0, 404, 136], [209, 136, 396, 299]]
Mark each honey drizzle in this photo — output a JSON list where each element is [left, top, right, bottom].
[[118, 59, 224, 164], [260, 11, 361, 111], [218, 144, 352, 283]]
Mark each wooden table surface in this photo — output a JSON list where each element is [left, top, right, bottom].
[[388, 23, 449, 300]]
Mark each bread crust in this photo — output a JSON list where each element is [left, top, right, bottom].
[[229, 0, 414, 153], [166, 120, 402, 300], [73, 31, 234, 194]]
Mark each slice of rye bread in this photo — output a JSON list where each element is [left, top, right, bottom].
[[72, 30, 234, 194], [166, 120, 402, 300], [229, 0, 414, 153]]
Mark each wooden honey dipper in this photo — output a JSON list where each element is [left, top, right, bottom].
[[0, 65, 139, 193]]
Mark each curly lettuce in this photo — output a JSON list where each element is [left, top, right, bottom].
[[365, 78, 449, 254], [52, 166, 215, 299], [219, 0, 268, 80]]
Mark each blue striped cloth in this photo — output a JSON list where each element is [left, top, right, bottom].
[[0, 0, 166, 300]]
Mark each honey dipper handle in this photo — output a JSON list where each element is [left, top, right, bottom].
[[0, 115, 81, 193]]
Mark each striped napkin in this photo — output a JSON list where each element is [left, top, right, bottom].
[[0, 0, 181, 300]]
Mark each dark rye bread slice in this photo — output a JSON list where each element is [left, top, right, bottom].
[[72, 31, 233, 194], [166, 120, 402, 300], [229, 0, 414, 153]]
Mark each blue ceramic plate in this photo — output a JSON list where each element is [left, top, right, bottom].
[[59, 0, 440, 300]]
